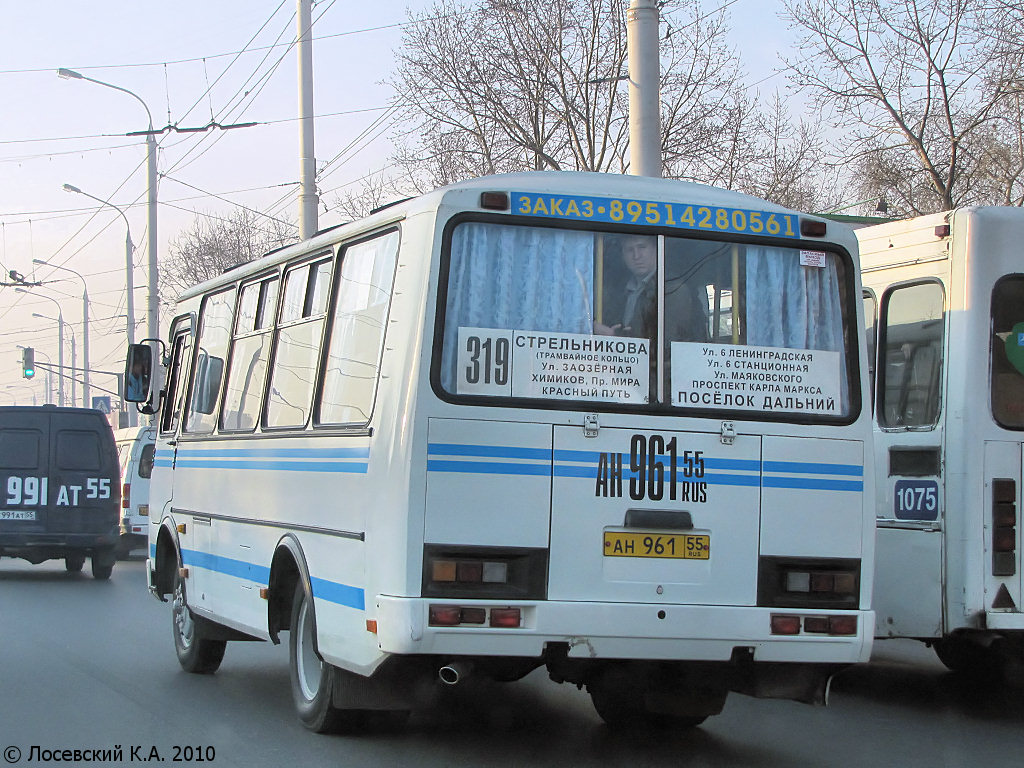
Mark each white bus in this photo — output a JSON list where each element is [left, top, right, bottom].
[[860, 207, 1024, 674], [128, 171, 875, 732]]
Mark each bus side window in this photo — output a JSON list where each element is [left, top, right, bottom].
[[879, 281, 945, 428], [991, 275, 1024, 428], [265, 256, 332, 429], [185, 288, 235, 434], [318, 231, 400, 426]]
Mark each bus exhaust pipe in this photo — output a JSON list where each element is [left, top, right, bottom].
[[439, 661, 473, 685]]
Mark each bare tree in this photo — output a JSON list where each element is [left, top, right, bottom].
[[784, 0, 1024, 214], [161, 208, 297, 302], [389, 0, 746, 188]]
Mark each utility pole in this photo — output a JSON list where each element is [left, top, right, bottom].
[[298, 0, 318, 239], [627, 0, 662, 178]]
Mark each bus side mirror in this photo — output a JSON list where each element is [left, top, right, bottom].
[[124, 344, 154, 404]]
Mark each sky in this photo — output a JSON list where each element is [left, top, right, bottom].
[[0, 0, 794, 408]]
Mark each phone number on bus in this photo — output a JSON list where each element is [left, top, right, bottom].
[[514, 192, 800, 239]]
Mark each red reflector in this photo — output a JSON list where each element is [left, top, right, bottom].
[[994, 526, 1017, 552], [456, 560, 483, 582], [489, 608, 521, 628], [810, 573, 835, 592], [429, 605, 462, 626], [480, 191, 510, 211], [803, 616, 830, 634], [800, 218, 827, 237], [771, 614, 801, 635], [828, 616, 858, 636], [934, 224, 951, 238]]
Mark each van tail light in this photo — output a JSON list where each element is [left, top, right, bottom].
[[122, 483, 130, 509], [992, 479, 1017, 577]]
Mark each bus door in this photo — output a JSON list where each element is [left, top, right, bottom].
[[986, 275, 1024, 612], [549, 425, 761, 607], [150, 319, 193, 563], [872, 280, 946, 638]]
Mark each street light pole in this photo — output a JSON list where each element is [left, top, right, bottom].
[[35, 315, 77, 407], [17, 289, 64, 406], [32, 258, 89, 408], [58, 67, 159, 346], [62, 184, 136, 363], [626, 0, 662, 178]]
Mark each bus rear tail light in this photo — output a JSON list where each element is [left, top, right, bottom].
[[992, 479, 1017, 577], [761, 558, 860, 609], [428, 605, 516, 627], [422, 546, 547, 599], [122, 483, 130, 509], [771, 615, 801, 635], [489, 608, 521, 628], [827, 616, 858, 636]]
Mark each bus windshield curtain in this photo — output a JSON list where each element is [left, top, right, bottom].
[[745, 246, 849, 411], [442, 222, 596, 391]]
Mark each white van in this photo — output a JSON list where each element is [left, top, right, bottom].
[[113, 426, 155, 556]]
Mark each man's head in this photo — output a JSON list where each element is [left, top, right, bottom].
[[620, 235, 656, 278]]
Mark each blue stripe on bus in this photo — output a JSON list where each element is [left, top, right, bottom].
[[763, 461, 863, 477], [428, 443, 551, 460], [172, 459, 368, 473], [553, 450, 762, 473], [181, 549, 271, 583], [180, 549, 365, 610], [311, 577, 366, 610], [762, 476, 864, 492]]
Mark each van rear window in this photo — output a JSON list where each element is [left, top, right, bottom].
[[139, 444, 156, 478], [0, 429, 40, 469], [56, 430, 102, 471]]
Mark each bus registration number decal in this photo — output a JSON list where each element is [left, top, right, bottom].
[[603, 531, 710, 560], [893, 479, 939, 521], [514, 192, 799, 239]]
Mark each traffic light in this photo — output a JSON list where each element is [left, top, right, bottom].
[[22, 347, 34, 379]]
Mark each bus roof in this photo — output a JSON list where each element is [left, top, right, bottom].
[[176, 171, 845, 304]]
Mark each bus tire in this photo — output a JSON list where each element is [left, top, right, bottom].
[[289, 582, 353, 733], [65, 553, 86, 572], [91, 548, 116, 580], [172, 570, 226, 674]]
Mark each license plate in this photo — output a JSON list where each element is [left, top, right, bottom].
[[0, 510, 37, 521], [603, 531, 710, 559]]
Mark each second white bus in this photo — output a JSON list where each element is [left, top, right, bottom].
[[860, 207, 1024, 674], [129, 171, 875, 732]]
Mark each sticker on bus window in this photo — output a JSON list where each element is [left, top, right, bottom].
[[800, 250, 826, 268], [670, 342, 842, 415], [456, 327, 650, 403]]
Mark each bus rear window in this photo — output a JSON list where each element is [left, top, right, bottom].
[[438, 220, 856, 419], [991, 275, 1024, 429]]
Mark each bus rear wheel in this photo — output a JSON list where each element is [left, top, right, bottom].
[[289, 582, 361, 733], [172, 571, 226, 674]]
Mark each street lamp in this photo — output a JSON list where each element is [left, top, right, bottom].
[[58, 67, 159, 347], [61, 184, 136, 359], [17, 288, 64, 406], [32, 258, 90, 408]]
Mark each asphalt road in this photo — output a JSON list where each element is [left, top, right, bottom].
[[2, 557, 1023, 768]]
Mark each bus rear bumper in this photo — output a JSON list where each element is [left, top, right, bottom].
[[374, 597, 873, 665]]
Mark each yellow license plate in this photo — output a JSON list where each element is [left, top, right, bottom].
[[603, 531, 710, 560]]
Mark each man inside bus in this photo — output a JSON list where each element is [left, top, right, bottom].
[[593, 234, 709, 344]]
